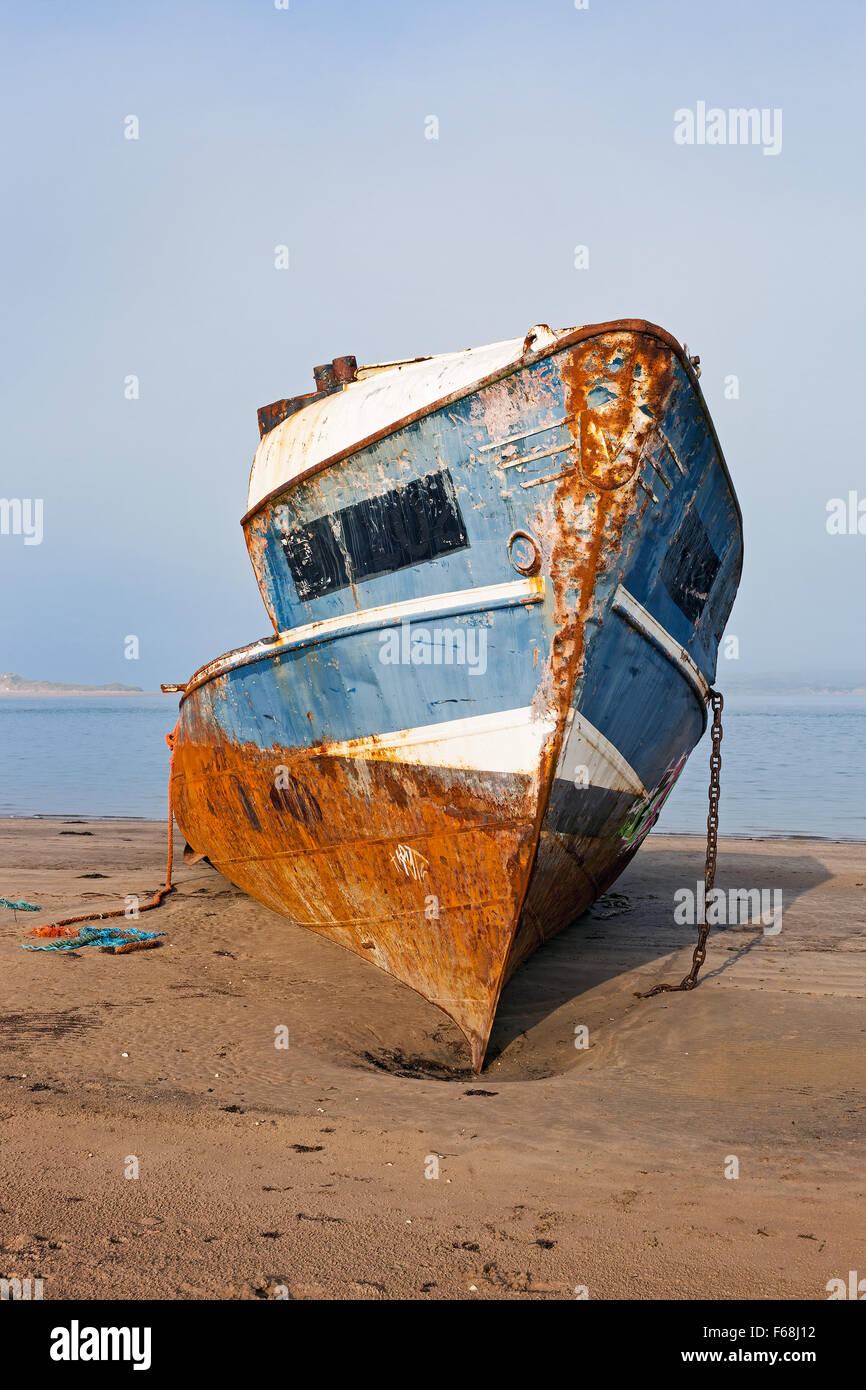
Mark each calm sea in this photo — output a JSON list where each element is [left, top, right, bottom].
[[0, 694, 864, 840]]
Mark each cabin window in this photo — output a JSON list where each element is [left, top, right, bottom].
[[661, 509, 721, 624], [280, 469, 469, 602]]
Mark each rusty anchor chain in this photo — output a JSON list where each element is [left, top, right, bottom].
[[637, 689, 724, 998]]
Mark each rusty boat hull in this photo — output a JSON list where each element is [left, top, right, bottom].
[[170, 321, 743, 1070]]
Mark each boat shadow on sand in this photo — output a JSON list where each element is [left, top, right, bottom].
[[360, 844, 834, 1081]]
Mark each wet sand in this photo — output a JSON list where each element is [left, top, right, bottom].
[[0, 818, 863, 1300]]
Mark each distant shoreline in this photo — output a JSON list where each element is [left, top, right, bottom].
[[2, 688, 864, 699], [0, 690, 165, 698], [1, 815, 863, 843]]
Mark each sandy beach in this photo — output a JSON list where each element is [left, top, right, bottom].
[[1, 818, 863, 1300]]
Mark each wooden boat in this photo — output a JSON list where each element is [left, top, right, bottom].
[[169, 320, 743, 1070]]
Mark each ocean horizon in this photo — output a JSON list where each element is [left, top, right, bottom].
[[1, 692, 864, 841]]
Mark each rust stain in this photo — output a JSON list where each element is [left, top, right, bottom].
[[504, 332, 675, 979]]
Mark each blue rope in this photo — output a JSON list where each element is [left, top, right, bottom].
[[22, 926, 165, 952], [1, 898, 41, 911]]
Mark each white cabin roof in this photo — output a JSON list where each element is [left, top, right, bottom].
[[246, 326, 563, 514]]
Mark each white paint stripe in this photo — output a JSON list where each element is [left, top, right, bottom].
[[499, 441, 576, 470], [649, 454, 672, 490], [556, 709, 647, 795], [611, 585, 710, 703], [184, 578, 545, 697], [325, 706, 557, 775], [478, 415, 572, 452], [657, 427, 687, 475], [270, 576, 545, 652], [520, 468, 575, 489]]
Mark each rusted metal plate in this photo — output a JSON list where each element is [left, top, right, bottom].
[[257, 355, 358, 438]]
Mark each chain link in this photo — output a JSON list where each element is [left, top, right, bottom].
[[636, 689, 724, 998]]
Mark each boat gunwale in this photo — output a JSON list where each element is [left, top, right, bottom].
[[176, 577, 546, 704], [241, 319, 744, 552]]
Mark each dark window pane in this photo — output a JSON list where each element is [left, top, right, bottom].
[[661, 508, 721, 624], [279, 469, 469, 602]]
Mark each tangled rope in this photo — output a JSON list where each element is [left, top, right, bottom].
[[23, 925, 165, 953]]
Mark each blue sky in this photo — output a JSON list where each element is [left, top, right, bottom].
[[1, 0, 864, 688]]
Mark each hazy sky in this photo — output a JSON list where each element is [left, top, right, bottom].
[[2, 0, 864, 690]]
